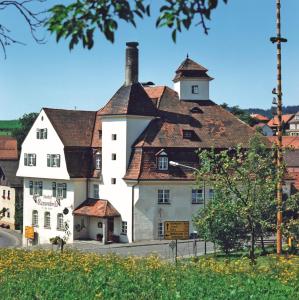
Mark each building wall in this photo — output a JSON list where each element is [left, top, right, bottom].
[[0, 185, 16, 229], [22, 178, 79, 245], [17, 110, 70, 180], [174, 79, 210, 101], [134, 182, 213, 241], [100, 115, 152, 242]]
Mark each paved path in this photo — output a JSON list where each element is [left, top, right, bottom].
[[0, 228, 22, 248], [27, 239, 215, 259]]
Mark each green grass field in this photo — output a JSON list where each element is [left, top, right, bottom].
[[0, 249, 298, 299], [0, 120, 20, 136]]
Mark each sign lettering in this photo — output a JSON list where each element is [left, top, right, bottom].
[[164, 221, 189, 240]]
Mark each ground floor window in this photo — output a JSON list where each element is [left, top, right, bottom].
[[29, 181, 43, 196], [121, 221, 127, 235], [158, 222, 164, 238], [93, 184, 99, 198], [57, 213, 64, 230], [44, 212, 51, 229], [32, 210, 38, 226], [192, 189, 204, 204]]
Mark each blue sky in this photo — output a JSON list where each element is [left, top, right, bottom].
[[1, 0, 298, 119]]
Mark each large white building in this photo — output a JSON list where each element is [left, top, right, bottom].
[[17, 42, 257, 245]]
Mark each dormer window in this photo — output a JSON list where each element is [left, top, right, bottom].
[[182, 130, 194, 139], [192, 85, 199, 94], [156, 150, 168, 171], [190, 107, 202, 114]]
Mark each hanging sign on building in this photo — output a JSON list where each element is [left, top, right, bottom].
[[164, 221, 189, 240], [25, 226, 34, 239]]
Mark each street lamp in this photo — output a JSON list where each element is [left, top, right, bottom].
[[169, 161, 207, 255]]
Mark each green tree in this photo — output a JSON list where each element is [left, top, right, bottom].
[[194, 134, 278, 260], [12, 112, 38, 149], [46, 0, 228, 50], [195, 194, 248, 255]]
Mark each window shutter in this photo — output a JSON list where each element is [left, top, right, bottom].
[[24, 154, 28, 166], [57, 155, 60, 167], [29, 181, 33, 195], [44, 129, 47, 139], [33, 154, 36, 166], [52, 182, 56, 197], [36, 129, 40, 139], [47, 154, 50, 167], [62, 183, 67, 198], [39, 181, 43, 196]]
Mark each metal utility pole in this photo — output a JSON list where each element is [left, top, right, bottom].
[[270, 0, 287, 255]]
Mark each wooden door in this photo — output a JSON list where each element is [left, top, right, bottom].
[[107, 218, 114, 242]]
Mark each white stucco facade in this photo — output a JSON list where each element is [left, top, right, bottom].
[[174, 79, 210, 101]]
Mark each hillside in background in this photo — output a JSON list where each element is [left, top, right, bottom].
[[0, 120, 21, 136], [245, 105, 299, 118]]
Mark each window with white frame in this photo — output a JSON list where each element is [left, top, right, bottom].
[[93, 184, 99, 198], [29, 181, 43, 196], [158, 189, 170, 204], [290, 124, 296, 130], [112, 134, 117, 140], [111, 178, 116, 184], [57, 213, 64, 230], [6, 209, 10, 218], [32, 210, 38, 226], [7, 191, 10, 200], [158, 222, 164, 238], [52, 183, 67, 198], [47, 154, 61, 167], [192, 85, 199, 94], [44, 212, 51, 228], [208, 189, 214, 199], [112, 153, 117, 160], [192, 189, 204, 204], [2, 190, 5, 199], [36, 128, 47, 139], [121, 221, 127, 235], [158, 156, 168, 170], [24, 153, 36, 166], [95, 153, 101, 169]]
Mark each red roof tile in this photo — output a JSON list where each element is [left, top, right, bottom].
[[267, 136, 299, 149], [74, 199, 120, 218], [0, 137, 18, 160], [267, 114, 294, 127], [251, 114, 269, 122]]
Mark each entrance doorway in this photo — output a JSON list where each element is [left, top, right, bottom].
[[107, 217, 114, 242]]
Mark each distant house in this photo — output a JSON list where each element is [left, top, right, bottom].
[[267, 136, 299, 149], [286, 111, 299, 136], [253, 123, 273, 136], [0, 137, 22, 230], [267, 114, 295, 135], [250, 113, 269, 124]]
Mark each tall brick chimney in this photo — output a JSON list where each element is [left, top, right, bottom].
[[125, 42, 139, 86]]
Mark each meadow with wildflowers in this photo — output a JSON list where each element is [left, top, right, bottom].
[[0, 249, 298, 299]]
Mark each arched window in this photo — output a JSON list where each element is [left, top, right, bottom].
[[57, 213, 64, 230], [44, 212, 51, 228], [32, 210, 38, 226]]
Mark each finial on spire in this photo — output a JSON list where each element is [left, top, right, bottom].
[[186, 53, 189, 59]]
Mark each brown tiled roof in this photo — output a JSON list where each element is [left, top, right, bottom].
[[0, 160, 22, 187], [99, 83, 157, 117], [44, 108, 96, 147], [91, 112, 102, 148], [251, 114, 269, 122], [173, 58, 213, 82], [64, 147, 93, 178], [74, 198, 120, 217], [133, 86, 259, 149], [267, 136, 299, 149], [267, 114, 294, 127], [285, 150, 299, 167], [124, 148, 198, 181], [0, 137, 18, 160], [176, 58, 208, 72]]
